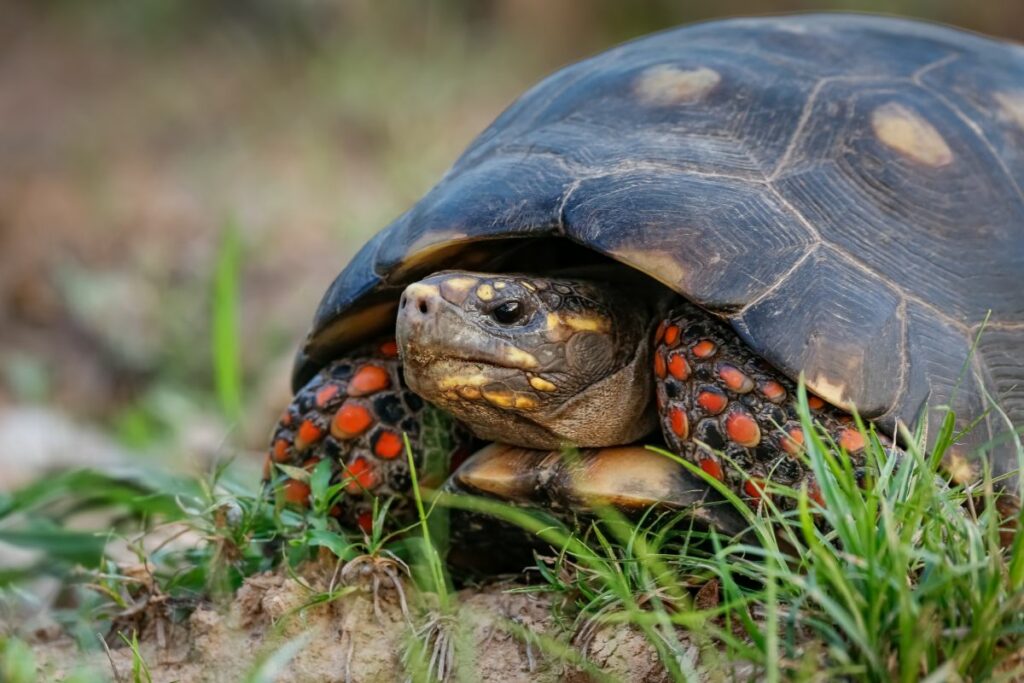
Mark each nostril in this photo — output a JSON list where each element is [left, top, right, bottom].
[[418, 299, 429, 314], [400, 294, 407, 309]]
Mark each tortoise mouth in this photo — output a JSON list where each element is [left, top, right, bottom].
[[402, 346, 535, 374], [401, 356, 525, 398]]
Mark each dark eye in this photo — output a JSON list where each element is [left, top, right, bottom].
[[491, 300, 524, 325]]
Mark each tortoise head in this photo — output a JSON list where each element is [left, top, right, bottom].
[[396, 271, 658, 449]]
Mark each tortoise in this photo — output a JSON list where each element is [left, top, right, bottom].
[[267, 14, 1024, 536]]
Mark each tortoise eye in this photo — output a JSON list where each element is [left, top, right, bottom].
[[491, 300, 524, 325]]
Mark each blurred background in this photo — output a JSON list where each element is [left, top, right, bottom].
[[3, 0, 1024, 485]]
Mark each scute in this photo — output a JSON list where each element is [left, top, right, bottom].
[[773, 80, 1024, 325], [562, 169, 815, 308], [976, 325, 1024, 477], [300, 14, 1024, 469], [374, 155, 573, 273], [477, 48, 815, 179], [896, 302, 990, 477], [919, 48, 1024, 188], [735, 247, 904, 418]]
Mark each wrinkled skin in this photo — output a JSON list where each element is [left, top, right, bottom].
[[396, 271, 659, 449]]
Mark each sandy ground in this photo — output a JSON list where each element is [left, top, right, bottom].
[[29, 561, 745, 682]]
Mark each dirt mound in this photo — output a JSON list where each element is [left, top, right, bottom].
[[31, 563, 721, 682]]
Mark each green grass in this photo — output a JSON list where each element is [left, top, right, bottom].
[[211, 220, 244, 423], [0, 388, 1021, 681]]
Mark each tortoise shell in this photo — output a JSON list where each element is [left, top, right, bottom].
[[297, 15, 1024, 476]]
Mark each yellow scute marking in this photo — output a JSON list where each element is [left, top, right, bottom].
[[562, 314, 610, 333], [435, 374, 489, 390], [514, 393, 538, 411], [808, 373, 849, 410], [439, 276, 478, 304], [390, 231, 471, 279], [547, 312, 610, 334], [945, 449, 977, 484], [634, 65, 720, 106], [612, 248, 686, 289], [871, 102, 953, 167], [995, 91, 1024, 131], [458, 386, 481, 400], [482, 387, 515, 408], [502, 346, 538, 368], [476, 284, 495, 301], [529, 376, 557, 392]]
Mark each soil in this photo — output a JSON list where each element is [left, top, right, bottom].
[[28, 562, 745, 682]]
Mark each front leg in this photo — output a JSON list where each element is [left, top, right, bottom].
[[265, 338, 473, 531], [653, 303, 880, 510], [448, 443, 748, 536]]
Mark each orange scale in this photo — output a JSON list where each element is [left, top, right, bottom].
[[725, 411, 761, 447], [692, 339, 717, 359], [807, 395, 825, 411], [356, 511, 375, 533], [315, 383, 341, 409], [663, 325, 680, 347], [295, 420, 325, 451], [759, 381, 787, 403], [838, 428, 866, 453], [283, 479, 312, 506], [667, 352, 689, 380], [654, 320, 667, 345], [807, 481, 826, 508], [332, 401, 374, 439], [699, 457, 724, 482], [697, 390, 728, 415], [348, 365, 391, 397], [272, 438, 290, 462], [718, 364, 754, 393], [781, 428, 805, 455], [668, 406, 690, 440], [344, 457, 377, 493], [374, 430, 404, 459], [280, 411, 294, 428], [379, 339, 399, 358], [744, 478, 768, 501], [653, 350, 667, 379]]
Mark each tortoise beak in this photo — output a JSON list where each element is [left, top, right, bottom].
[[448, 443, 748, 536], [396, 282, 464, 365]]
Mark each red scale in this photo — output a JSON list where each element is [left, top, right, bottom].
[[264, 339, 473, 530], [652, 308, 874, 512]]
